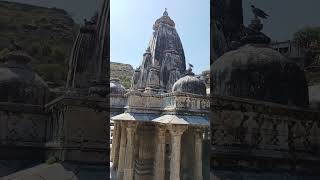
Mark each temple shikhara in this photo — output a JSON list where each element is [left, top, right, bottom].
[[131, 9, 187, 93], [110, 9, 210, 180]]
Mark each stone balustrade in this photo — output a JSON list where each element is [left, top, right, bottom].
[[0, 103, 48, 160], [211, 95, 320, 172], [112, 91, 210, 115]]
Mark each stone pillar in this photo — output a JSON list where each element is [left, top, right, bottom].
[[112, 121, 121, 168], [194, 128, 203, 180], [111, 122, 117, 162], [169, 125, 188, 180], [117, 122, 127, 180], [154, 125, 166, 180], [124, 122, 138, 180]]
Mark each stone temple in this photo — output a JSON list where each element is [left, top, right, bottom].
[[110, 10, 210, 180], [0, 0, 109, 179], [211, 2, 320, 179], [132, 9, 188, 93]]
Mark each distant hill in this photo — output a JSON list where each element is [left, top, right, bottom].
[[5, 0, 100, 23], [110, 61, 210, 90], [110, 62, 134, 89], [0, 0, 79, 87]]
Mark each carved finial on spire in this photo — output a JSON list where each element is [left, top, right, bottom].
[[163, 8, 168, 16]]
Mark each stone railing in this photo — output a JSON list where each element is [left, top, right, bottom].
[[0, 102, 48, 146], [163, 92, 210, 114], [115, 91, 210, 115], [125, 91, 163, 113], [0, 102, 48, 160], [45, 95, 108, 163], [110, 94, 127, 108], [211, 95, 320, 172]]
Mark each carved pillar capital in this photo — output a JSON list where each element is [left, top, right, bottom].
[[120, 121, 127, 129], [168, 124, 188, 137], [126, 121, 138, 133], [194, 127, 204, 138], [156, 124, 167, 135]]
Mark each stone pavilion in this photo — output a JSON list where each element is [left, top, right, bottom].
[[110, 10, 210, 180]]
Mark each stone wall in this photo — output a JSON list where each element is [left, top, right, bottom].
[[0, 103, 48, 160], [110, 94, 127, 117], [45, 96, 108, 164], [211, 95, 320, 174], [121, 91, 210, 114]]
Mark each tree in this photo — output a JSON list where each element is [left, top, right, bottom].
[[119, 76, 132, 89], [293, 27, 320, 50]]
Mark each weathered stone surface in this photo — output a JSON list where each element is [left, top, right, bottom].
[[309, 84, 320, 110], [111, 89, 210, 180], [66, 0, 109, 93], [43, 99, 108, 167], [212, 20, 227, 61], [212, 44, 309, 107], [111, 91, 210, 115], [210, 170, 320, 180], [172, 75, 207, 95], [110, 79, 126, 95], [0, 51, 50, 105], [211, 18, 309, 106], [132, 10, 187, 92], [211, 95, 320, 174], [66, 22, 96, 89], [0, 1, 110, 178], [2, 162, 107, 180], [214, 0, 243, 48]]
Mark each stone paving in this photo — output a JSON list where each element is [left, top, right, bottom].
[[1, 163, 108, 180]]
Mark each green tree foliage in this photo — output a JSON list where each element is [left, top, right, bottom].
[[293, 27, 320, 49], [35, 63, 67, 86], [0, 1, 79, 88], [119, 76, 132, 89]]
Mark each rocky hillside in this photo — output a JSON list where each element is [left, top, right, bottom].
[[110, 62, 134, 89], [110, 61, 210, 90], [0, 0, 79, 87]]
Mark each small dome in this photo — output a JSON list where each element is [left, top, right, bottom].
[[212, 44, 309, 107], [110, 79, 126, 95], [0, 51, 49, 105], [172, 75, 206, 95]]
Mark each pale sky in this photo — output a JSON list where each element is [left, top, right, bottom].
[[110, 0, 210, 74]]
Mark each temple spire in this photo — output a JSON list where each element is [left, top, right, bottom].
[[163, 8, 168, 16], [131, 9, 186, 93]]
